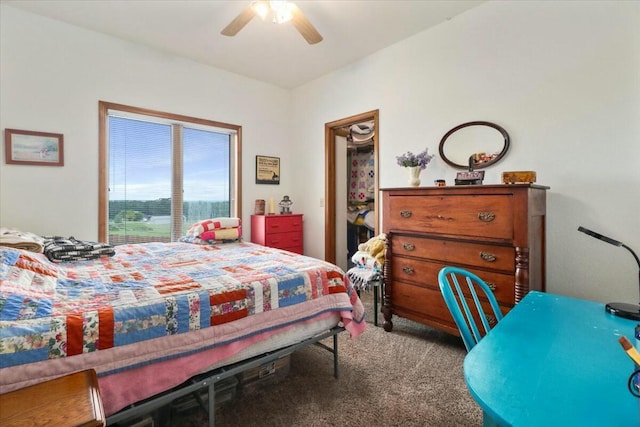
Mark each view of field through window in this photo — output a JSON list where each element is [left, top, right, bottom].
[[108, 116, 231, 244]]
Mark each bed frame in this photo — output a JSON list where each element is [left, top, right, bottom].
[[106, 326, 345, 427]]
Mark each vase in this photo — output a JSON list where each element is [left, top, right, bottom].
[[407, 166, 422, 186]]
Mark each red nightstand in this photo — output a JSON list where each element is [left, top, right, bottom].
[[251, 214, 303, 254]]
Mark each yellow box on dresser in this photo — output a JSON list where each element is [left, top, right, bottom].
[[502, 171, 537, 184], [381, 184, 548, 335]]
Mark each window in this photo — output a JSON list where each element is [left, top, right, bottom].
[[99, 102, 242, 244]]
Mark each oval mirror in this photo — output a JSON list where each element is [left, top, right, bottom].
[[438, 121, 510, 170]]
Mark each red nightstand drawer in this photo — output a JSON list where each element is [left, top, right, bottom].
[[264, 216, 302, 234], [282, 245, 303, 255], [265, 231, 302, 248]]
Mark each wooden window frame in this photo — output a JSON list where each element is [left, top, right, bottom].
[[98, 101, 242, 243]]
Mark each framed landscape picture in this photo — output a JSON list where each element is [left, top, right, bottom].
[[256, 155, 280, 184], [4, 128, 64, 166]]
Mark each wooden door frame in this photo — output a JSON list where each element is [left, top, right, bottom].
[[324, 110, 379, 264]]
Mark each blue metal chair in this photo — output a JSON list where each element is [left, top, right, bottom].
[[438, 266, 504, 352]]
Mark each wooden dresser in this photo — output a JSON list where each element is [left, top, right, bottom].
[[381, 184, 548, 335], [0, 369, 105, 427], [250, 214, 304, 255]]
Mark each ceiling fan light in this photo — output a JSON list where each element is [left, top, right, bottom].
[[270, 1, 294, 24], [252, 1, 269, 20], [224, 0, 322, 44]]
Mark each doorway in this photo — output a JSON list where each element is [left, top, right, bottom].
[[324, 110, 379, 269]]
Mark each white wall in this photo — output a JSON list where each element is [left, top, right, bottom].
[[292, 1, 640, 303], [2, 2, 639, 305], [0, 5, 294, 239]]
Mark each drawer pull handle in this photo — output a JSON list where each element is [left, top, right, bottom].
[[478, 212, 496, 222], [486, 282, 497, 291], [402, 266, 414, 275], [400, 210, 412, 218], [402, 242, 415, 251], [479, 251, 496, 262]]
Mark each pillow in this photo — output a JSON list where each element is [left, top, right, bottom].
[[186, 217, 241, 238], [179, 235, 241, 245], [199, 227, 241, 241]]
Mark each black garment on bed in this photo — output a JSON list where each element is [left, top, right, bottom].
[[43, 236, 115, 263]]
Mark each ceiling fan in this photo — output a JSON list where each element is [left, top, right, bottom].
[[221, 1, 323, 45]]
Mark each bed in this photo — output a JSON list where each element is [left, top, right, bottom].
[[0, 239, 366, 425]]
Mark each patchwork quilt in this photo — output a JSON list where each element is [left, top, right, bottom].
[[349, 150, 375, 202], [0, 241, 363, 369]]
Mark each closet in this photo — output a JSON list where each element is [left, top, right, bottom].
[[346, 136, 375, 268], [335, 121, 376, 270], [324, 110, 379, 271]]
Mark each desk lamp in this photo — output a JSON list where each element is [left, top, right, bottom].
[[578, 226, 640, 321]]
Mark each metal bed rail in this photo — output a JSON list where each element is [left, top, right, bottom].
[[107, 326, 345, 427]]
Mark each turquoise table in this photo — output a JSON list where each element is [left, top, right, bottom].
[[464, 291, 640, 426]]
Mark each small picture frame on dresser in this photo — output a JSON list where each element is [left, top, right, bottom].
[[455, 170, 484, 185]]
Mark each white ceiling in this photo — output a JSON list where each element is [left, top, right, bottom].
[[4, 0, 484, 89]]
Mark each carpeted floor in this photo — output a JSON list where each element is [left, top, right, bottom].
[[162, 291, 482, 426]]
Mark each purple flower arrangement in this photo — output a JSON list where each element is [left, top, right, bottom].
[[396, 148, 434, 170]]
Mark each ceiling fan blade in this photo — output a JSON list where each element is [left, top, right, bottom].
[[289, 3, 323, 45], [221, 4, 257, 37]]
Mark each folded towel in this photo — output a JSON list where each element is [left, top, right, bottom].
[[0, 228, 44, 253], [186, 217, 242, 237], [346, 267, 381, 291], [351, 250, 377, 269]]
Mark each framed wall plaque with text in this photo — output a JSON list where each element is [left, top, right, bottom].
[[256, 155, 280, 185]]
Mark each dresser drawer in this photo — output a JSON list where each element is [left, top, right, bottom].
[[391, 282, 455, 325], [265, 216, 303, 233], [386, 195, 514, 240], [390, 257, 515, 304], [390, 235, 515, 272], [265, 231, 302, 248], [390, 282, 507, 331]]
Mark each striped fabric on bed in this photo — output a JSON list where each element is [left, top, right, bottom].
[[42, 236, 115, 262]]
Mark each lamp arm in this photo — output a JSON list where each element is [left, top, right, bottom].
[[621, 243, 640, 270], [621, 243, 640, 305], [578, 226, 640, 307]]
